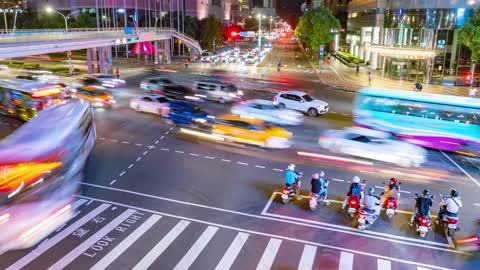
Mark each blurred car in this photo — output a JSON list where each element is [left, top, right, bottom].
[[129, 94, 170, 115], [201, 52, 212, 62], [245, 55, 257, 64], [91, 74, 126, 88], [193, 80, 243, 103], [165, 100, 213, 127], [75, 77, 108, 88], [231, 99, 304, 126], [273, 91, 328, 117], [318, 127, 427, 167], [162, 84, 197, 100], [0, 64, 9, 70], [140, 77, 174, 93], [227, 54, 237, 63], [213, 114, 292, 149], [74, 86, 115, 107]]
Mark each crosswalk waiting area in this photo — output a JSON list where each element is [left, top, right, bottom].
[[0, 199, 435, 270]]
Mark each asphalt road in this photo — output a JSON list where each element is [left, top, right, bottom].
[[0, 40, 479, 270]]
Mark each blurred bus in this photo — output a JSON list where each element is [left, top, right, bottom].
[[0, 100, 95, 250], [0, 79, 66, 121], [354, 88, 480, 156]]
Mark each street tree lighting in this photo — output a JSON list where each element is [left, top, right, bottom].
[[45, 7, 80, 32]]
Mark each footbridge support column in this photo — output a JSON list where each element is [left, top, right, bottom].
[[86, 46, 113, 74]]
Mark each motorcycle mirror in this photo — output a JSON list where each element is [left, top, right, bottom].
[[399, 182, 402, 185], [414, 193, 419, 196]]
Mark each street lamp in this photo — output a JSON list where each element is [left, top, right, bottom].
[[257, 14, 266, 48], [1, 6, 21, 33], [129, 15, 138, 31], [45, 7, 80, 32]]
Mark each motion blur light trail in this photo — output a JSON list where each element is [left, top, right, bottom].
[[297, 151, 374, 166]]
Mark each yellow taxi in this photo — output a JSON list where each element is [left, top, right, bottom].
[[212, 114, 292, 148], [74, 86, 115, 107]]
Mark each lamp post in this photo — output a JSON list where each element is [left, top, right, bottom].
[[45, 7, 80, 32], [257, 14, 265, 49], [1, 6, 20, 33], [129, 15, 139, 32], [269, 16, 273, 35]]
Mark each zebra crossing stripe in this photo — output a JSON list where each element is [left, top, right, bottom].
[[256, 238, 282, 270], [6, 203, 111, 270], [132, 220, 190, 270], [173, 226, 219, 270], [214, 232, 249, 270], [90, 215, 162, 270], [338, 252, 354, 270], [377, 259, 392, 270], [298, 244, 317, 270], [47, 209, 137, 270]]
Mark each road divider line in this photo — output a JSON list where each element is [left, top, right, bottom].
[[189, 153, 200, 157], [135, 144, 143, 146], [136, 157, 142, 162], [161, 148, 169, 151], [205, 156, 215, 159], [132, 220, 190, 270], [99, 137, 106, 140], [214, 232, 249, 270], [221, 159, 231, 162], [298, 244, 317, 270], [122, 141, 130, 144], [175, 150, 184, 154], [160, 136, 165, 139], [110, 139, 118, 142], [440, 150, 480, 188], [332, 178, 345, 182], [109, 179, 117, 185], [297, 151, 374, 166], [256, 238, 282, 270], [77, 194, 460, 270], [173, 226, 219, 270], [119, 171, 126, 177], [273, 168, 283, 172], [91, 215, 162, 270], [7, 203, 111, 270], [143, 151, 148, 155], [155, 140, 160, 144], [47, 209, 137, 270], [128, 164, 134, 169], [474, 203, 480, 207], [237, 162, 248, 166], [255, 165, 266, 169]]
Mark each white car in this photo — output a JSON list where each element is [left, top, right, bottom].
[[140, 77, 174, 93], [245, 55, 257, 64], [91, 74, 126, 88], [273, 91, 328, 117], [231, 99, 304, 126], [129, 94, 170, 116], [318, 127, 427, 167]]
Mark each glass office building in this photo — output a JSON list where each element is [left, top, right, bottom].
[[347, 0, 480, 86]]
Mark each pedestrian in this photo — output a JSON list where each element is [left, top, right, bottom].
[[415, 82, 423, 92], [115, 68, 120, 79], [469, 85, 478, 97], [356, 64, 360, 76], [184, 58, 189, 69], [368, 71, 373, 85]]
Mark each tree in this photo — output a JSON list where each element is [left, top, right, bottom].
[[295, 7, 340, 53], [458, 15, 480, 69], [70, 13, 96, 28], [197, 16, 224, 51]]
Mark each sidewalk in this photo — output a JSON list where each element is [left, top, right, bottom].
[[316, 57, 471, 97]]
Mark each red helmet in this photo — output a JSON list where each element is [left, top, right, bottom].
[[389, 178, 398, 185]]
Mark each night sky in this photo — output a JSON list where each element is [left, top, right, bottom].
[[276, 0, 306, 27]]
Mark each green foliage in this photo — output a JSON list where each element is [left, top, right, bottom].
[[184, 16, 200, 39], [197, 16, 224, 51], [243, 18, 258, 31], [69, 13, 96, 28], [458, 15, 480, 62], [295, 7, 340, 52], [336, 51, 365, 64]]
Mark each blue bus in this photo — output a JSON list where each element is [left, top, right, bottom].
[[354, 88, 480, 155]]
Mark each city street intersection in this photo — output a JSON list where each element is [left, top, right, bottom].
[[0, 40, 479, 270]]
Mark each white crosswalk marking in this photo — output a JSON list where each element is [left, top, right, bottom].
[[377, 259, 391, 270], [47, 209, 137, 270], [6, 203, 111, 270], [132, 220, 190, 270], [90, 214, 162, 270], [297, 244, 317, 270], [417, 267, 431, 270], [256, 238, 282, 270], [338, 252, 354, 270], [214, 232, 249, 270], [173, 226, 219, 270]]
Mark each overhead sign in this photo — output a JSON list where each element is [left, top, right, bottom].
[[239, 31, 248, 37], [124, 27, 133, 35]]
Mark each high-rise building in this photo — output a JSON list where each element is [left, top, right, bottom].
[[346, 0, 479, 85], [0, 0, 26, 9]]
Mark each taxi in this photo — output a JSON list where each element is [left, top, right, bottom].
[[74, 86, 115, 107], [212, 114, 292, 149]]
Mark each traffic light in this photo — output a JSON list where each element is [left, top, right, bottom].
[[465, 72, 472, 83]]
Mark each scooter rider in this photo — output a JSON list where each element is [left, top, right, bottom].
[[437, 189, 462, 224], [342, 176, 363, 208], [410, 189, 433, 226], [311, 171, 330, 204], [362, 187, 381, 216], [382, 177, 400, 205], [284, 163, 300, 187]]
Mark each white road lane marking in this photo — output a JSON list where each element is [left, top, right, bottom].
[[440, 150, 480, 188], [256, 238, 282, 270], [273, 168, 283, 172], [173, 226, 219, 270], [222, 159, 231, 162], [474, 203, 480, 207], [136, 157, 142, 162], [160, 136, 165, 139], [331, 178, 345, 182], [47, 209, 137, 270], [377, 259, 392, 270], [237, 162, 248, 166], [132, 220, 190, 270], [161, 148, 170, 151], [109, 179, 117, 185], [119, 171, 126, 177], [110, 139, 118, 142], [90, 215, 162, 270], [298, 244, 317, 270], [128, 164, 134, 169], [143, 151, 148, 155], [175, 150, 184, 154], [189, 153, 200, 157], [255, 165, 266, 169], [6, 203, 111, 270], [135, 144, 143, 146], [205, 156, 215, 159], [214, 232, 249, 270], [155, 140, 160, 144], [122, 141, 130, 144], [99, 137, 106, 140], [417, 267, 431, 270], [339, 252, 354, 270]]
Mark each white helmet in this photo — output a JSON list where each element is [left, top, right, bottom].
[[352, 176, 360, 183], [312, 173, 319, 179], [319, 171, 325, 177], [287, 164, 295, 171]]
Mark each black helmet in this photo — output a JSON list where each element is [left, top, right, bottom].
[[422, 189, 430, 196], [389, 178, 398, 185], [450, 189, 459, 197]]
